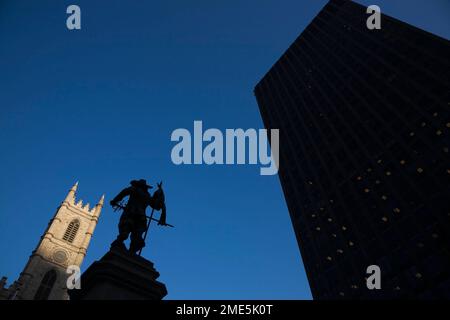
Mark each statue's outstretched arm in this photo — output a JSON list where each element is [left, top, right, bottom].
[[110, 187, 132, 206]]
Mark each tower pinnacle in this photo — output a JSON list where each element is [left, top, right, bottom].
[[93, 194, 105, 216], [98, 194, 105, 206], [64, 181, 79, 204]]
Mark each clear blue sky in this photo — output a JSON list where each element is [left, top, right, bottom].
[[0, 0, 448, 299]]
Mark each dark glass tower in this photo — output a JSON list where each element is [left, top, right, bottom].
[[254, 0, 450, 299]]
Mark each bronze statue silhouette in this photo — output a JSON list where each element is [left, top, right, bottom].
[[110, 179, 172, 255]]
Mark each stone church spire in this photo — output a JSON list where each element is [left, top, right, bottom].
[[1, 182, 103, 300], [63, 181, 78, 204], [94, 194, 105, 216], [74, 194, 105, 266]]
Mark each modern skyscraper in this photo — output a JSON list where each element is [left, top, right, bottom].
[[0, 182, 104, 300], [254, 0, 450, 299]]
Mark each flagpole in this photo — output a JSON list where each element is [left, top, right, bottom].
[[138, 208, 155, 256]]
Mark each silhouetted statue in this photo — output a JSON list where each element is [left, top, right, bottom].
[[110, 179, 169, 255]]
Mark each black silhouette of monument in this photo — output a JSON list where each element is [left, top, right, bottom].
[[69, 179, 172, 300]]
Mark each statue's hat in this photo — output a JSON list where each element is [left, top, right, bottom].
[[130, 179, 153, 189]]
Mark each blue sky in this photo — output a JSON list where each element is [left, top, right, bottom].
[[0, 0, 449, 299]]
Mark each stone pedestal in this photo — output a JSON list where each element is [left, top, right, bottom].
[[68, 246, 167, 300]]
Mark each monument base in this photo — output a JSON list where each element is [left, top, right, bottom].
[[69, 245, 167, 300]]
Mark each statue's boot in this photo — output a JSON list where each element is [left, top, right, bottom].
[[111, 238, 127, 250], [129, 238, 145, 255]]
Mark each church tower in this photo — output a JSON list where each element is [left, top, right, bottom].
[[3, 182, 104, 300]]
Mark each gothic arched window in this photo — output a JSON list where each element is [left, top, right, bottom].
[[33, 270, 57, 300], [63, 219, 80, 243]]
